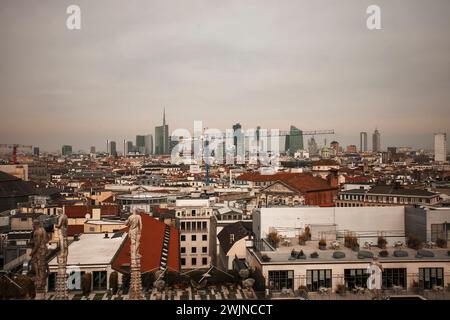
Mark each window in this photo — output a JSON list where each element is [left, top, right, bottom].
[[47, 272, 57, 292], [181, 258, 186, 266], [230, 234, 235, 243], [382, 268, 406, 289], [180, 222, 185, 231], [202, 221, 207, 230], [192, 209, 196, 216], [180, 235, 186, 241], [191, 258, 197, 266], [431, 224, 445, 242], [306, 269, 332, 292], [202, 234, 207, 241], [202, 247, 207, 253], [419, 268, 444, 289], [202, 257, 208, 265], [93, 271, 107, 291], [191, 247, 197, 253], [268, 270, 294, 291], [180, 247, 186, 254], [344, 269, 369, 289], [191, 235, 196, 241]]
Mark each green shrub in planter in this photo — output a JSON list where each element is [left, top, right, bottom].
[[310, 251, 319, 258]]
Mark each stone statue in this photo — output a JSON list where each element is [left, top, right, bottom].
[[54, 212, 69, 300], [126, 209, 142, 261], [127, 209, 144, 300], [30, 219, 48, 300]]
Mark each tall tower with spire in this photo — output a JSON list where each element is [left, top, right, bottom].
[[155, 108, 169, 155]]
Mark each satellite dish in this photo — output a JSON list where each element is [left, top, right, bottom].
[[85, 213, 91, 220]]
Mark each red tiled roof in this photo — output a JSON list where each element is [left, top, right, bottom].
[[64, 205, 118, 218], [312, 160, 339, 166], [65, 206, 90, 218], [111, 213, 180, 274], [238, 172, 336, 192], [345, 176, 371, 183], [67, 224, 84, 236]]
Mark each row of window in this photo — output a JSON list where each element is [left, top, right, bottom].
[[181, 257, 208, 266], [180, 221, 208, 232], [268, 268, 445, 291], [180, 246, 208, 254], [177, 209, 211, 217], [180, 234, 208, 242], [339, 194, 434, 204]]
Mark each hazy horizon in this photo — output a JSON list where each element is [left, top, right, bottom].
[[1, 0, 450, 152]]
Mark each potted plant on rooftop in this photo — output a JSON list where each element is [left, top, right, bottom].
[[436, 238, 447, 248], [319, 238, 327, 250], [377, 236, 387, 249], [298, 234, 306, 246], [336, 284, 347, 296], [304, 226, 311, 240], [267, 231, 281, 248], [407, 235, 422, 250]]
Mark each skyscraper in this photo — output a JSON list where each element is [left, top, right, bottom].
[[126, 141, 134, 154], [61, 145, 72, 156], [372, 129, 381, 152], [434, 132, 447, 163], [360, 132, 368, 152], [287, 126, 303, 155], [145, 134, 153, 155], [136, 135, 146, 154], [90, 146, 96, 154], [109, 141, 117, 157], [232, 123, 243, 157], [155, 109, 169, 155]]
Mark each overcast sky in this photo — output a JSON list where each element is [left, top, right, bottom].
[[1, 0, 449, 152]]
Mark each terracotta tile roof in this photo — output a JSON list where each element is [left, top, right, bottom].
[[67, 224, 84, 236], [238, 172, 336, 192], [111, 213, 180, 274], [312, 159, 339, 166], [64, 205, 118, 218]]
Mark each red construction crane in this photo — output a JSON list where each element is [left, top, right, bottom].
[[0, 144, 33, 164]]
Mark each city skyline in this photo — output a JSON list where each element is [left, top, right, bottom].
[[1, 0, 450, 151]]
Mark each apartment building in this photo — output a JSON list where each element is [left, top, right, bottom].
[[336, 185, 441, 207], [175, 199, 216, 269]]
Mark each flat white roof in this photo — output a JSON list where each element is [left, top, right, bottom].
[[84, 219, 126, 226], [49, 232, 127, 266]]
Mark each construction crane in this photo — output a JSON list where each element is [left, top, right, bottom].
[[0, 144, 33, 164]]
